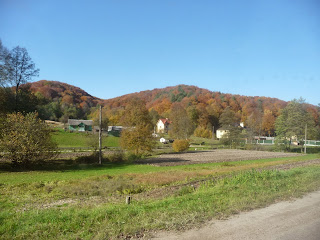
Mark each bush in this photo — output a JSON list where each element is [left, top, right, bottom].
[[0, 112, 58, 167], [107, 151, 125, 162], [75, 152, 100, 164], [172, 139, 190, 152], [194, 126, 212, 139]]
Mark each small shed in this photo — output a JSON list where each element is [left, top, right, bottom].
[[68, 119, 93, 132]]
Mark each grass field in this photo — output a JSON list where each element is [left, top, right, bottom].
[[1, 153, 320, 239], [51, 130, 120, 148]]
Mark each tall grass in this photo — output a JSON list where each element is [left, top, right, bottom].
[[1, 166, 320, 239]]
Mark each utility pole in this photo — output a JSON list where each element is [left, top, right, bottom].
[[99, 105, 102, 164], [212, 126, 215, 140], [304, 124, 307, 154]]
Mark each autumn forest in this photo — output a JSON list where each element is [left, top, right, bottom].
[[7, 79, 315, 139]]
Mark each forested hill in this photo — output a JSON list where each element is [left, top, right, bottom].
[[29, 80, 101, 107], [103, 84, 288, 118], [26, 80, 319, 130]]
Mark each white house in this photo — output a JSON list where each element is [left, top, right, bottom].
[[156, 118, 171, 133], [216, 128, 229, 139]]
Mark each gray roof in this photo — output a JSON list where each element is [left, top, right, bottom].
[[68, 119, 93, 126]]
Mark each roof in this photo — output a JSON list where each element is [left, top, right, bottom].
[[159, 118, 172, 124], [68, 119, 93, 126]]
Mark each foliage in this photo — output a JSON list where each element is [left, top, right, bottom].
[[246, 109, 263, 137], [169, 103, 194, 139], [0, 112, 58, 167], [219, 107, 243, 147], [11, 79, 319, 137], [275, 98, 317, 150], [120, 98, 156, 154], [89, 105, 109, 129], [219, 107, 239, 129], [194, 126, 212, 138], [106, 151, 125, 162], [120, 125, 156, 155], [172, 139, 190, 152], [262, 109, 276, 136]]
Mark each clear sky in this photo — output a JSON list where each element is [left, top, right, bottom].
[[1, 0, 319, 105]]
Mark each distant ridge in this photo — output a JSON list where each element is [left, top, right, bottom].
[[26, 80, 318, 125]]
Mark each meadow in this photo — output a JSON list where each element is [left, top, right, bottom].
[[51, 130, 120, 148], [1, 153, 320, 239]]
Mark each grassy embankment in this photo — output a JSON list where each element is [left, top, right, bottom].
[[51, 130, 120, 148], [1, 154, 320, 239]]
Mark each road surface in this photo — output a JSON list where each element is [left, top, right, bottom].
[[153, 190, 320, 240]]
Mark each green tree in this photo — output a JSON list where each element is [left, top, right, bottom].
[[120, 98, 156, 155], [275, 98, 316, 150], [219, 107, 239, 128], [169, 103, 194, 139], [149, 108, 160, 126], [0, 112, 58, 167], [219, 107, 242, 146]]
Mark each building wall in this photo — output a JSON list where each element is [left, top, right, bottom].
[[157, 121, 165, 133], [217, 129, 229, 139]]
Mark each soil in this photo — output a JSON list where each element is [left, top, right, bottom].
[[136, 149, 301, 166]]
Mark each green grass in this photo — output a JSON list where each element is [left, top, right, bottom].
[[0, 154, 317, 185], [51, 130, 120, 148], [1, 154, 320, 239]]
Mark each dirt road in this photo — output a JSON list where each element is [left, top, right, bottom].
[[153, 190, 320, 240]]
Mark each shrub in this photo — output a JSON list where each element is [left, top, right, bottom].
[[0, 112, 58, 167], [107, 151, 125, 162], [194, 126, 212, 139], [172, 139, 190, 152], [75, 152, 100, 164]]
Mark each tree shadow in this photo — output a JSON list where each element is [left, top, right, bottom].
[[0, 157, 132, 172], [135, 157, 190, 166]]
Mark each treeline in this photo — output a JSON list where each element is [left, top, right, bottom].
[[95, 85, 320, 139]]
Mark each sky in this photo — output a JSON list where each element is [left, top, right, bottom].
[[1, 0, 319, 105]]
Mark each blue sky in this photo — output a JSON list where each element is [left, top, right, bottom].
[[1, 0, 319, 105]]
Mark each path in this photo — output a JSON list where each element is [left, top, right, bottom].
[[153, 190, 320, 240]]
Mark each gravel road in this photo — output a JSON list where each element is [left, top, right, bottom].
[[153, 190, 320, 240]]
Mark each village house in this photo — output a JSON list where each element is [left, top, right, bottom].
[[68, 119, 93, 132], [216, 122, 245, 139], [156, 118, 171, 133], [216, 127, 229, 139]]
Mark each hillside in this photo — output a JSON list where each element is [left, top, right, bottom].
[[26, 80, 319, 133], [28, 80, 101, 107], [103, 84, 288, 117]]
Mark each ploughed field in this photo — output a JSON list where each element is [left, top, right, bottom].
[[137, 149, 301, 166]]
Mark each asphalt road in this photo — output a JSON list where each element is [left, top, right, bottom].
[[153, 190, 320, 240]]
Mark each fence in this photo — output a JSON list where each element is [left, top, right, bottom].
[[246, 139, 320, 146], [246, 139, 275, 145], [304, 140, 320, 146]]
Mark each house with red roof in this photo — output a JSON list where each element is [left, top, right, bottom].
[[156, 118, 172, 133]]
